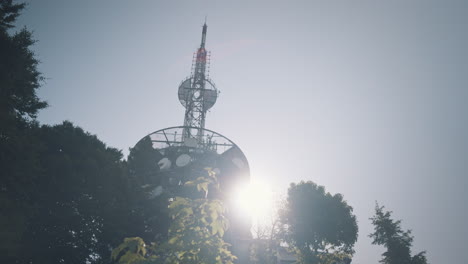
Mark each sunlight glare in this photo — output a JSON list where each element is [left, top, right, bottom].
[[233, 179, 274, 222]]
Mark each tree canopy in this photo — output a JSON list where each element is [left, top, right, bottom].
[[0, 3, 139, 263], [0, 0, 47, 130], [280, 181, 358, 264], [126, 136, 170, 244], [1, 121, 136, 263], [369, 203, 428, 264], [0, 1, 47, 261]]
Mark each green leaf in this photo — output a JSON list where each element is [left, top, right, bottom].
[[168, 237, 178, 245]]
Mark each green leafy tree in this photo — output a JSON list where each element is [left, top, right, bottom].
[[111, 169, 236, 264], [0, 0, 47, 131], [0, 1, 48, 261], [0, 121, 136, 264], [126, 136, 170, 243], [128, 136, 163, 185], [369, 203, 428, 264], [20, 122, 133, 264], [0, 2, 165, 263], [280, 181, 358, 264]]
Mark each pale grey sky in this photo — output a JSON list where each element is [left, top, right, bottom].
[[20, 1, 468, 263]]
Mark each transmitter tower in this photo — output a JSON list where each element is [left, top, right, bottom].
[[131, 22, 251, 264], [178, 22, 218, 143]]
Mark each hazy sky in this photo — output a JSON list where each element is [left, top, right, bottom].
[[19, 1, 468, 263]]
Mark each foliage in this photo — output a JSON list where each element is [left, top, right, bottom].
[[0, 1, 46, 261], [294, 250, 351, 264], [128, 136, 163, 186], [26, 122, 131, 263], [249, 239, 276, 264], [0, 0, 24, 29], [0, 0, 47, 132], [126, 136, 170, 243], [112, 169, 236, 264], [0, 121, 135, 264], [280, 181, 358, 264], [369, 203, 428, 264], [111, 237, 148, 264]]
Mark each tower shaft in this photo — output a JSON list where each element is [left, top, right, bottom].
[[182, 23, 213, 142]]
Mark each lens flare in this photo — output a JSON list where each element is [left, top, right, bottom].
[[233, 179, 274, 223]]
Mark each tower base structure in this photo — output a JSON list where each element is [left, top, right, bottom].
[[130, 126, 252, 262]]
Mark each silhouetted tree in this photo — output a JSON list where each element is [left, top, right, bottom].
[[126, 137, 170, 244], [10, 122, 131, 264], [0, 0, 47, 131], [369, 203, 428, 264], [280, 181, 358, 264], [0, 2, 166, 263], [0, 1, 48, 260], [128, 136, 163, 185]]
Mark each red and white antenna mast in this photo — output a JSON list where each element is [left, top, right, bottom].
[[178, 22, 218, 143]]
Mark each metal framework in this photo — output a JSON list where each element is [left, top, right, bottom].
[[133, 23, 251, 257], [146, 126, 236, 155], [178, 23, 218, 143]]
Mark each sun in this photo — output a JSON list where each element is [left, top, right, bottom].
[[232, 179, 274, 224]]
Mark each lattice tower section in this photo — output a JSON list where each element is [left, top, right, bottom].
[[178, 23, 218, 144]]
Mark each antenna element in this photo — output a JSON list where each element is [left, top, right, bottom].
[[178, 22, 218, 143]]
